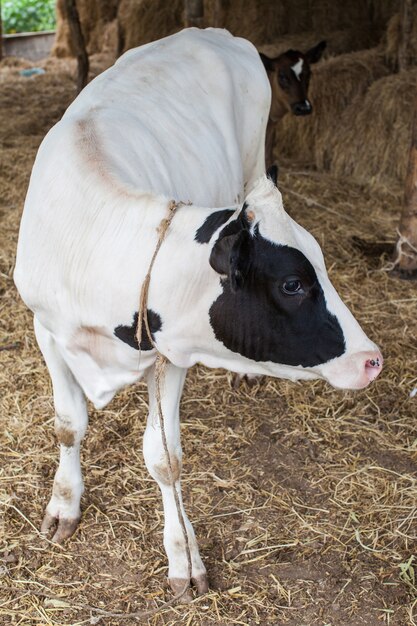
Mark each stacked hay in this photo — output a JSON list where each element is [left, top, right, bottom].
[[117, 0, 183, 54], [259, 27, 382, 60], [51, 0, 72, 57], [53, 0, 184, 58], [205, 0, 396, 46], [330, 69, 417, 187], [385, 4, 417, 69], [52, 0, 119, 57], [52, 0, 399, 57]]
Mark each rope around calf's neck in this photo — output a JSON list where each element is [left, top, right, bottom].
[[137, 199, 178, 348]]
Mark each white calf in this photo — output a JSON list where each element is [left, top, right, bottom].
[[14, 28, 382, 597]]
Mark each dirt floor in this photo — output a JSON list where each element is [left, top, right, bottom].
[[1, 56, 416, 626]]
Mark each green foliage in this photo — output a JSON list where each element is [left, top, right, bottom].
[[2, 0, 56, 34]]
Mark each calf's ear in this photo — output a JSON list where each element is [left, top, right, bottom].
[[259, 52, 276, 72], [305, 40, 326, 64], [210, 233, 233, 276], [230, 230, 253, 291], [210, 228, 253, 292]]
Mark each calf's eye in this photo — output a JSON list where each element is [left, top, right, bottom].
[[278, 71, 290, 89], [282, 279, 303, 295]]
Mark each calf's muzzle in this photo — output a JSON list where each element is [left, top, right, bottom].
[[320, 348, 383, 390], [292, 100, 312, 116]]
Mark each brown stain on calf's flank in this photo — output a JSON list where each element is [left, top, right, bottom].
[[55, 424, 75, 447], [154, 455, 181, 486], [69, 326, 115, 368], [75, 117, 155, 204]]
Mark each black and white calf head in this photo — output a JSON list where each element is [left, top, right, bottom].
[[206, 178, 382, 390]]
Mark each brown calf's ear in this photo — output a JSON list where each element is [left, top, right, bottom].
[[259, 52, 276, 73], [305, 40, 326, 64]]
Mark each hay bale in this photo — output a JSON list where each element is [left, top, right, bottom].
[[259, 27, 382, 60], [53, 0, 183, 58], [52, 0, 119, 57], [206, 0, 396, 47], [205, 0, 289, 45], [52, 0, 400, 58], [330, 69, 417, 187], [274, 47, 390, 169], [51, 0, 71, 57], [117, 0, 183, 54]]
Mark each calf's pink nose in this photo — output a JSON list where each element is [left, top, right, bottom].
[[364, 353, 383, 382]]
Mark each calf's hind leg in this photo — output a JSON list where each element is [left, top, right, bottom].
[[144, 361, 208, 598], [34, 316, 88, 543]]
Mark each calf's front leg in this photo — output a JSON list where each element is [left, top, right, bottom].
[[34, 316, 88, 543], [144, 361, 208, 599]]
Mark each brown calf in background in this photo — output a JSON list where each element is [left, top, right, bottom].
[[260, 41, 326, 168]]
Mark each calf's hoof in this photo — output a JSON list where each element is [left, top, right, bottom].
[[169, 573, 209, 603], [41, 511, 80, 543]]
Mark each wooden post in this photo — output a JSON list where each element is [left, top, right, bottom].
[[185, 0, 204, 28], [64, 0, 89, 93], [392, 85, 417, 279]]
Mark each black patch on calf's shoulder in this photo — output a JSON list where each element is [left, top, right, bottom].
[[114, 309, 162, 350], [195, 209, 235, 244], [209, 233, 345, 368]]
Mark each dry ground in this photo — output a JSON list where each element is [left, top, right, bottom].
[[0, 57, 416, 626]]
